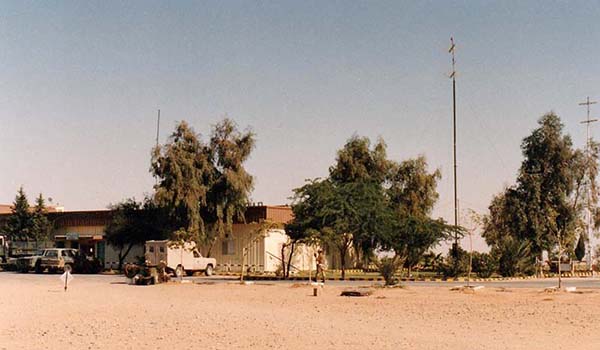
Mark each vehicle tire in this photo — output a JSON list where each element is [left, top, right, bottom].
[[205, 264, 213, 276], [17, 264, 29, 273], [34, 261, 43, 274], [175, 265, 184, 278]]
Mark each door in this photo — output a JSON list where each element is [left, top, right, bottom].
[[96, 241, 105, 266]]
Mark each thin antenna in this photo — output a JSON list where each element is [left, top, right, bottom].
[[154, 109, 161, 186], [579, 97, 597, 272], [156, 109, 161, 148], [449, 37, 459, 255]]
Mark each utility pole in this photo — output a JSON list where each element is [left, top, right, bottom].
[[579, 97, 597, 273], [449, 37, 459, 255]]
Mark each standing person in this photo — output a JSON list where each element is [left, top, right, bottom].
[[315, 249, 326, 283]]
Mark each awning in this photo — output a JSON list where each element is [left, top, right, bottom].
[[55, 234, 103, 241]]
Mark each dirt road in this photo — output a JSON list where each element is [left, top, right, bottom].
[[1, 273, 599, 349]]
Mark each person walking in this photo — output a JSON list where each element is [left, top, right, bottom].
[[315, 249, 326, 283]]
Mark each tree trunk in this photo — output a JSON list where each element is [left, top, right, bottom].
[[205, 236, 218, 258], [353, 245, 362, 269], [280, 243, 287, 278], [118, 243, 135, 271], [340, 246, 347, 280], [286, 242, 296, 279], [118, 250, 124, 272]]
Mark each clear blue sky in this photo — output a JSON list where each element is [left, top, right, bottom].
[[3, 1, 600, 248]]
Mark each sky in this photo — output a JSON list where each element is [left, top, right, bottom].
[[3, 1, 600, 250]]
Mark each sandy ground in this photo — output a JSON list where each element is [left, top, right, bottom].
[[1, 274, 600, 350]]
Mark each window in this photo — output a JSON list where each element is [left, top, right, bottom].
[[221, 235, 235, 255], [149, 246, 154, 253], [193, 250, 200, 258], [159, 247, 165, 253], [45, 250, 58, 258]]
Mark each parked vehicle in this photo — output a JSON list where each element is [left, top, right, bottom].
[[0, 236, 6, 263], [34, 248, 78, 273], [15, 249, 46, 273], [0, 237, 53, 263], [145, 240, 216, 277]]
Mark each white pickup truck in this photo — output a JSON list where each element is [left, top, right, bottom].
[[145, 240, 216, 277]]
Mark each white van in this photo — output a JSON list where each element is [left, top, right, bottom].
[[145, 240, 216, 277]]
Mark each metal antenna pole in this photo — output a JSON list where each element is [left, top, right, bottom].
[[449, 37, 459, 254], [579, 97, 597, 272], [154, 109, 161, 186], [156, 109, 161, 148]]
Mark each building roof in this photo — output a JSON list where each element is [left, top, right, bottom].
[[243, 205, 293, 224], [0, 205, 293, 228], [0, 205, 12, 215], [0, 204, 63, 215]]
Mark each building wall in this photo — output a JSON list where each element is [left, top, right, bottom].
[[287, 243, 318, 272], [263, 229, 289, 272], [54, 224, 143, 269], [104, 244, 145, 269], [203, 223, 266, 272], [202, 224, 312, 273]]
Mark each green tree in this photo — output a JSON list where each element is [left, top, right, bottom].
[[203, 118, 255, 255], [387, 156, 441, 217], [288, 178, 390, 280], [151, 121, 214, 244], [290, 137, 459, 280], [31, 194, 51, 245], [483, 113, 584, 275], [2, 187, 34, 241], [104, 197, 169, 270], [517, 113, 581, 257], [382, 216, 456, 276], [328, 135, 393, 266], [151, 119, 255, 251], [384, 156, 455, 276], [329, 135, 390, 184]]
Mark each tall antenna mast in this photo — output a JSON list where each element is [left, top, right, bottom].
[[154, 109, 161, 186], [449, 37, 459, 253], [579, 97, 597, 272], [156, 109, 161, 148]]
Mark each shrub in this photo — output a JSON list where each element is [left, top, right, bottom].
[[376, 257, 401, 286], [438, 246, 470, 277], [490, 237, 535, 277], [471, 252, 497, 278]]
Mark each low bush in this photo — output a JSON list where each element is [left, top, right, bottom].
[[438, 246, 470, 277], [471, 252, 497, 278], [376, 257, 401, 286]]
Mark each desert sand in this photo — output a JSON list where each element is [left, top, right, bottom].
[[1, 273, 600, 350]]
